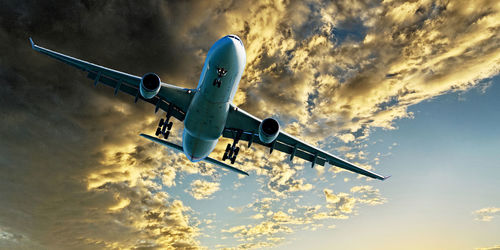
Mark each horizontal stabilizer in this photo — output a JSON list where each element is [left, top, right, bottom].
[[29, 37, 35, 48], [140, 133, 183, 151], [203, 156, 249, 176], [139, 134, 248, 176]]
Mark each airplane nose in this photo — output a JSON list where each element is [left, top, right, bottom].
[[226, 35, 243, 45], [220, 37, 239, 52]]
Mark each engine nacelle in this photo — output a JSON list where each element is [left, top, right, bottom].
[[140, 73, 161, 99], [259, 118, 280, 144]]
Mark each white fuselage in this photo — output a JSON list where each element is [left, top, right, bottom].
[[182, 35, 246, 161]]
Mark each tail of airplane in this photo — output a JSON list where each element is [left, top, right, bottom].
[[139, 134, 249, 176]]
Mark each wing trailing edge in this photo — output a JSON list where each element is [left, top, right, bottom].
[[139, 134, 249, 176]]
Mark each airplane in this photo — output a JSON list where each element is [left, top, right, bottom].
[[29, 35, 390, 180]]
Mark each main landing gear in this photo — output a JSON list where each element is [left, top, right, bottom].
[[222, 130, 242, 164], [155, 107, 173, 139]]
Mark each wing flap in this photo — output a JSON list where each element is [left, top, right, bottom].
[[223, 106, 389, 180], [222, 129, 327, 166], [86, 71, 187, 121], [30, 38, 193, 121], [30, 38, 141, 87]]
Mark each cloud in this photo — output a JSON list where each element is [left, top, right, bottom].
[[323, 189, 357, 219], [230, 0, 500, 143], [227, 206, 245, 214], [221, 184, 387, 248], [222, 186, 386, 248], [322, 185, 385, 219], [187, 179, 221, 200], [225, 143, 314, 197], [1, 0, 499, 248], [473, 207, 500, 222], [267, 162, 314, 197], [475, 245, 500, 250], [0, 227, 43, 249], [351, 185, 386, 205], [251, 214, 264, 220], [0, 2, 206, 246], [221, 212, 301, 248]]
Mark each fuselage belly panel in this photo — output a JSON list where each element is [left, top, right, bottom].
[[182, 35, 246, 162]]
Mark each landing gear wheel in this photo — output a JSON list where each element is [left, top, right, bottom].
[[158, 118, 165, 127], [222, 152, 228, 161], [164, 131, 170, 139], [230, 147, 240, 164], [155, 127, 161, 136], [167, 122, 173, 130]]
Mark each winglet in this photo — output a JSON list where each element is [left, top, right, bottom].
[[29, 37, 35, 49], [382, 175, 392, 181]]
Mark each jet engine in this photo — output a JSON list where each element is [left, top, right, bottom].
[[259, 118, 280, 144], [140, 73, 161, 99]]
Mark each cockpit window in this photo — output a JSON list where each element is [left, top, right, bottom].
[[227, 35, 243, 46]]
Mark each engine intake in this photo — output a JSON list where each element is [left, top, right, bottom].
[[259, 118, 280, 144], [140, 73, 161, 99]]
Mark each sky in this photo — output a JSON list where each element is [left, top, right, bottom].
[[0, 0, 499, 249]]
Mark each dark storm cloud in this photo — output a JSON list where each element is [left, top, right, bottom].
[[0, 1, 215, 248]]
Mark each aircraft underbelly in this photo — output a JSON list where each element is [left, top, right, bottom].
[[182, 95, 229, 161], [182, 130, 218, 162], [182, 35, 246, 162], [184, 93, 229, 139]]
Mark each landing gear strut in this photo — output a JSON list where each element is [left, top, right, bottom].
[[212, 67, 227, 88], [213, 78, 222, 88], [222, 129, 242, 164], [155, 106, 173, 139]]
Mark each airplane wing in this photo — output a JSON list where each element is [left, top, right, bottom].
[[223, 105, 390, 180], [29, 38, 193, 121]]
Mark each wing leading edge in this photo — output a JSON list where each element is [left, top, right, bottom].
[[223, 105, 390, 181], [29, 38, 194, 121]]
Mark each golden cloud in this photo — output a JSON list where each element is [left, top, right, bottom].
[[2, 0, 499, 249], [473, 207, 500, 222], [475, 245, 500, 250], [187, 179, 221, 200]]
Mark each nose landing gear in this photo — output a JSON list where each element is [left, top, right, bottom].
[[222, 130, 242, 164], [213, 67, 227, 88], [217, 67, 227, 77]]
